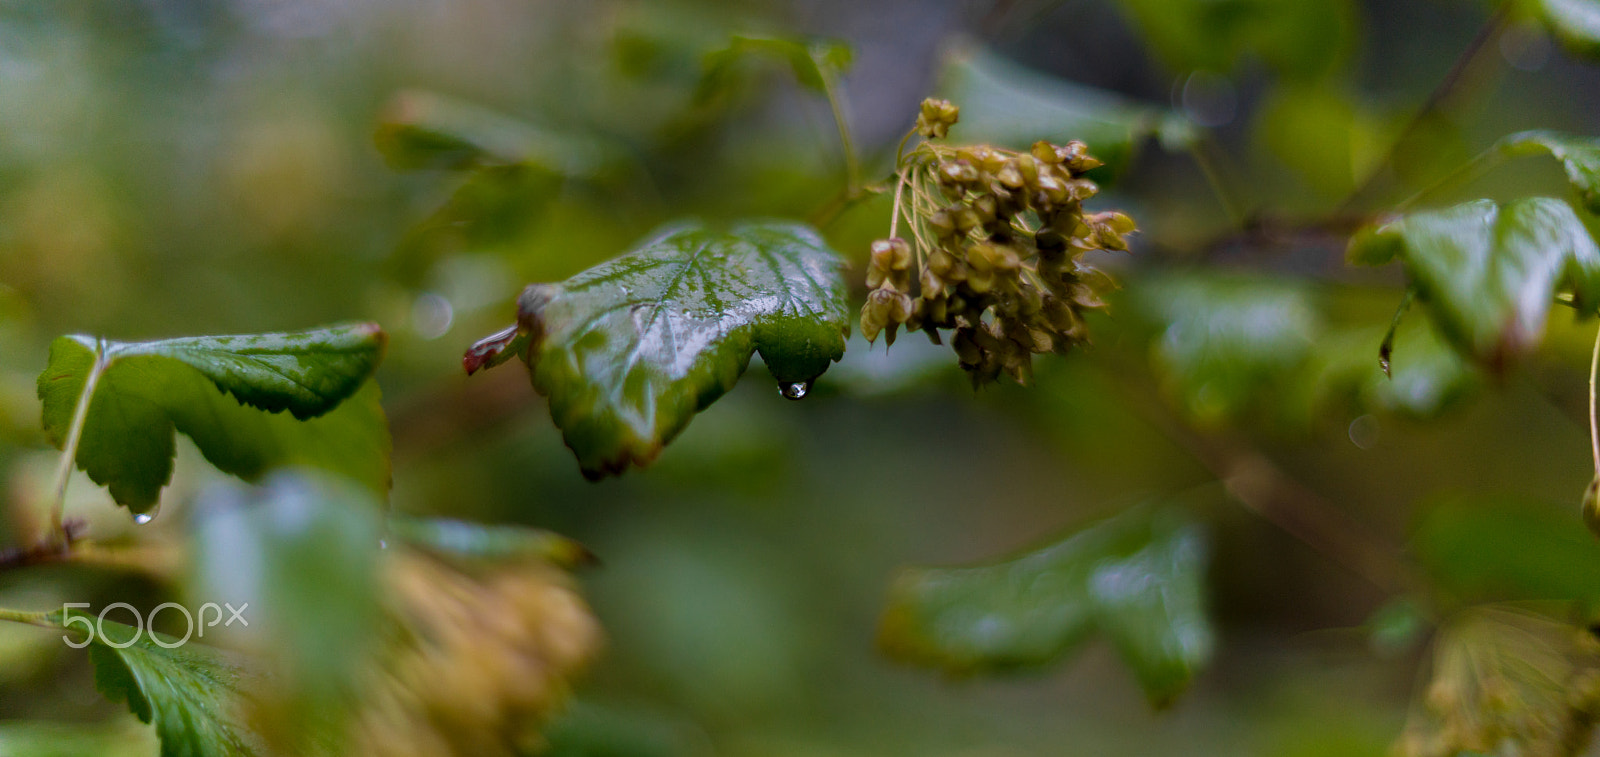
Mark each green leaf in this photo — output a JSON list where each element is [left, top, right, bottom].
[[1110, 0, 1354, 79], [389, 516, 596, 568], [697, 34, 852, 101], [375, 90, 619, 177], [1412, 494, 1600, 604], [1524, 0, 1600, 60], [1137, 274, 1319, 425], [1499, 130, 1600, 214], [191, 471, 384, 739], [37, 324, 389, 514], [52, 608, 261, 757], [1346, 198, 1600, 370], [935, 45, 1187, 177], [466, 220, 849, 479], [878, 507, 1213, 706]]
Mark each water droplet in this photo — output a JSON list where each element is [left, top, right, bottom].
[[1348, 414, 1380, 450], [133, 512, 153, 525], [779, 380, 812, 400], [378, 538, 389, 550]]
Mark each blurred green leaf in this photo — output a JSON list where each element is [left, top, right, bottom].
[[376, 90, 620, 177], [1111, 0, 1354, 79], [37, 326, 390, 514], [0, 720, 160, 757], [936, 45, 1189, 177], [1303, 316, 1478, 421], [1413, 494, 1600, 604], [1254, 85, 1384, 196], [878, 507, 1213, 707], [1138, 274, 1319, 425], [390, 515, 595, 568], [57, 608, 260, 757], [1499, 130, 1600, 214], [1524, 0, 1600, 60], [466, 220, 848, 479], [697, 34, 852, 102], [1347, 198, 1600, 371], [191, 471, 384, 748]]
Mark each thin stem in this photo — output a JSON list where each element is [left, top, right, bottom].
[[1339, 2, 1507, 213], [889, 169, 907, 240], [0, 607, 54, 629], [1395, 146, 1506, 212], [49, 340, 107, 538], [817, 61, 861, 197], [1588, 322, 1599, 475], [1189, 137, 1245, 227]]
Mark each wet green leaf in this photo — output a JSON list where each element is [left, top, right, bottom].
[[697, 34, 851, 101], [390, 516, 596, 568], [1412, 494, 1600, 604], [1347, 198, 1600, 370], [37, 325, 389, 514], [878, 507, 1213, 706], [55, 608, 261, 757], [191, 471, 384, 747], [467, 220, 848, 479], [936, 45, 1189, 177], [1525, 0, 1600, 60], [1499, 130, 1600, 214]]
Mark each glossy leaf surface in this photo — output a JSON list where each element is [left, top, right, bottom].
[[1499, 130, 1600, 214], [37, 325, 389, 514], [1347, 198, 1600, 370], [468, 221, 848, 478]]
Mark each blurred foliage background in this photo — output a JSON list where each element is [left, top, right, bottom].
[[4, 0, 1600, 754]]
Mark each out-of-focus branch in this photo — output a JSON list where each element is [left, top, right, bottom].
[[388, 364, 536, 464], [1103, 364, 1415, 595], [1339, 3, 1507, 213]]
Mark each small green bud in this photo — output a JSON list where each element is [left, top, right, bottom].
[[916, 97, 960, 139]]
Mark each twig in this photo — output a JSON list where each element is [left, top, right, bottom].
[[0, 518, 87, 571]]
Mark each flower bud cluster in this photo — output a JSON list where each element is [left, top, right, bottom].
[[864, 98, 1135, 386], [348, 552, 601, 757], [1396, 607, 1600, 757]]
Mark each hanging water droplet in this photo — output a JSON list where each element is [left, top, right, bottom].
[[778, 380, 812, 400], [133, 512, 153, 525]]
